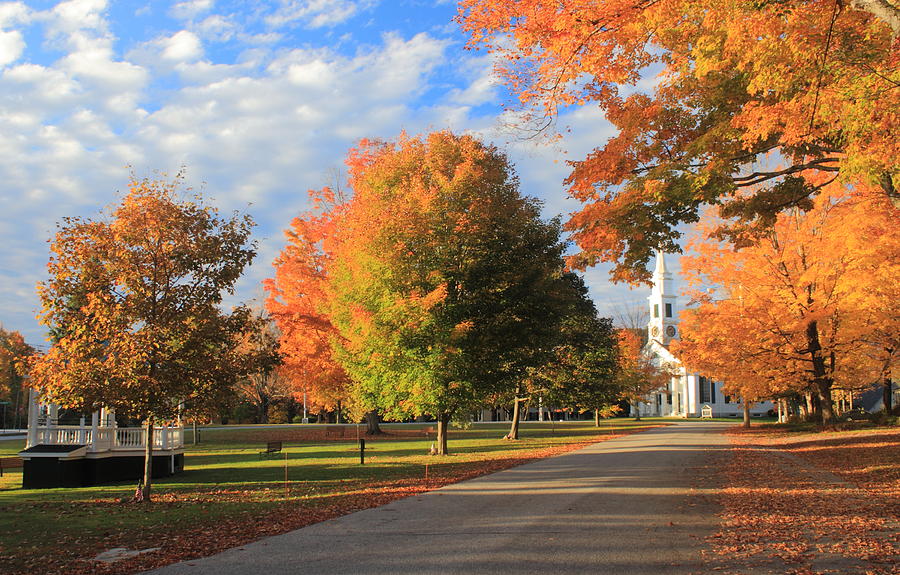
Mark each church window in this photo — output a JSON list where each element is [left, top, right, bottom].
[[724, 395, 731, 404], [699, 377, 716, 403], [667, 393, 672, 405], [699, 376, 711, 403], [653, 304, 659, 318], [665, 303, 673, 317]]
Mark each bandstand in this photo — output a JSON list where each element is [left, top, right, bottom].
[[18, 389, 184, 489]]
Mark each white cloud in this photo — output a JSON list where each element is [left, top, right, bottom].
[[0, 2, 31, 27], [196, 14, 236, 42], [47, 0, 108, 39], [264, 0, 375, 29], [59, 41, 147, 89], [161, 29, 203, 61], [0, 3, 32, 68], [360, 32, 448, 100], [0, 6, 640, 344], [127, 29, 205, 72], [0, 29, 24, 67], [444, 53, 497, 107], [169, 0, 214, 21]]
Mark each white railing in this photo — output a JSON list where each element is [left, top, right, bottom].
[[112, 425, 184, 450], [95, 428, 115, 452], [35, 427, 92, 446], [30, 424, 184, 451], [115, 428, 145, 449]]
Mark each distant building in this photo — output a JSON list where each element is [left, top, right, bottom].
[[638, 251, 772, 418]]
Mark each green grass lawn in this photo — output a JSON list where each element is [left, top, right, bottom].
[[0, 439, 24, 458], [0, 420, 659, 575]]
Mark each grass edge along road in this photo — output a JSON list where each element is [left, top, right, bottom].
[[0, 420, 664, 575]]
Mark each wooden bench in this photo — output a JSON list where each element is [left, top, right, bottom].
[[259, 441, 283, 458], [0, 457, 23, 477]]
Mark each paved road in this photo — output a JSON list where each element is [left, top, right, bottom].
[[144, 421, 732, 575]]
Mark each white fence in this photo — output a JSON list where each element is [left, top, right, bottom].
[[32, 425, 184, 451]]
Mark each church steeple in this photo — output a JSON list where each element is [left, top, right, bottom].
[[647, 250, 678, 346], [655, 248, 669, 276]]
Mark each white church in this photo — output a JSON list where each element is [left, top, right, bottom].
[[637, 251, 773, 418]]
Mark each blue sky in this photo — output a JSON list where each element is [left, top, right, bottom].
[[0, 0, 658, 346]]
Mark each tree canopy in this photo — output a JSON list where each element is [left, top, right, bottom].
[[615, 329, 674, 419], [459, 0, 899, 283], [329, 131, 575, 453], [538, 275, 621, 426], [28, 175, 257, 500], [0, 326, 33, 430], [268, 131, 589, 453], [674, 187, 899, 425], [265, 188, 353, 418]]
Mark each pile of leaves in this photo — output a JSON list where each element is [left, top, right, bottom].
[[0, 425, 659, 575], [705, 427, 899, 575]]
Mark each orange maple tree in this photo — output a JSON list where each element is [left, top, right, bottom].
[[28, 175, 257, 501], [614, 329, 674, 420], [318, 131, 572, 454], [264, 187, 355, 424], [674, 301, 794, 427], [459, 0, 899, 282], [675, 186, 899, 425], [0, 326, 33, 430]]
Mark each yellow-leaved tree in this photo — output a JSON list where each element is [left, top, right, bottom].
[[28, 175, 257, 501], [459, 0, 899, 282], [676, 186, 899, 425]]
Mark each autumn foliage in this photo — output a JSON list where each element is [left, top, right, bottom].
[[268, 131, 600, 453], [614, 329, 674, 419], [28, 175, 257, 500], [0, 327, 32, 429], [710, 428, 900, 574], [674, 187, 899, 424], [264, 187, 352, 415], [459, 0, 899, 282]]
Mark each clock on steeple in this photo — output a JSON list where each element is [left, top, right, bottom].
[[647, 250, 678, 347]]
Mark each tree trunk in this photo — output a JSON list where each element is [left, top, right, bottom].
[[632, 401, 641, 421], [742, 399, 751, 429], [135, 417, 154, 502], [436, 412, 450, 455], [364, 409, 382, 435], [884, 377, 894, 413], [336, 400, 342, 424], [506, 398, 524, 440], [260, 394, 269, 424], [805, 320, 835, 426], [594, 409, 601, 427], [816, 380, 835, 426]]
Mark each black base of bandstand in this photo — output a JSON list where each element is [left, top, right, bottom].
[[20, 449, 184, 489]]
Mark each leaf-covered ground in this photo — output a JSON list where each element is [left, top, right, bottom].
[[0, 422, 658, 575], [705, 426, 900, 575]]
